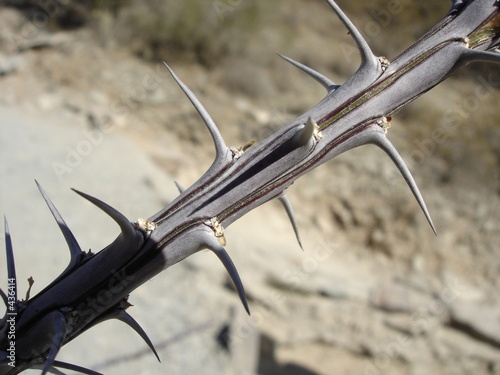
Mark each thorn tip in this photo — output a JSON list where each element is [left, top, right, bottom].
[[163, 62, 228, 163], [278, 53, 339, 92], [203, 234, 250, 314], [36, 181, 83, 274], [325, 0, 378, 73], [71, 188, 139, 245], [370, 133, 436, 234], [277, 193, 303, 250]]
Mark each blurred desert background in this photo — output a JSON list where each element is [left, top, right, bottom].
[[0, 1, 499, 374]]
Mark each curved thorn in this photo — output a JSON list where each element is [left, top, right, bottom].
[[291, 117, 316, 148], [42, 312, 66, 375], [461, 49, 500, 64], [277, 193, 303, 250], [85, 306, 160, 362], [52, 361, 104, 375], [114, 310, 161, 362], [36, 181, 83, 272], [71, 189, 137, 242], [174, 181, 186, 194], [204, 236, 250, 314], [3, 217, 17, 309], [214, 248, 250, 315], [324, 0, 377, 70], [371, 134, 437, 235], [277, 53, 339, 92], [163, 62, 227, 162]]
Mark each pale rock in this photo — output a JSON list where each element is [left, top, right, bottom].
[[146, 86, 169, 106], [18, 32, 69, 52], [0, 53, 22, 76], [369, 280, 432, 314], [448, 301, 500, 348], [88, 90, 109, 106], [37, 92, 62, 111], [435, 326, 500, 363]]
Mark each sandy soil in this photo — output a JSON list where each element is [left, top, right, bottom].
[[0, 2, 499, 374]]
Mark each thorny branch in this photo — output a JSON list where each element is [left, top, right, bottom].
[[1, 1, 499, 374]]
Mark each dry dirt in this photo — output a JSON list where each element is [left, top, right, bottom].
[[0, 2, 499, 375]]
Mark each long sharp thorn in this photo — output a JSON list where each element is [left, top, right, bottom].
[[36, 181, 83, 272], [205, 237, 250, 314], [462, 50, 500, 64], [215, 249, 250, 315], [163, 62, 227, 162], [324, 0, 377, 70], [85, 306, 160, 362], [114, 310, 161, 362], [277, 193, 303, 250], [52, 361, 104, 375], [4, 217, 17, 309], [42, 312, 66, 375], [372, 134, 437, 235], [174, 181, 185, 194], [277, 53, 339, 92], [71, 189, 137, 242]]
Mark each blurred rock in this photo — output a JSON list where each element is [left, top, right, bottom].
[[17, 31, 69, 51], [448, 301, 500, 348], [370, 280, 431, 314], [0, 54, 22, 76], [0, 2, 498, 374]]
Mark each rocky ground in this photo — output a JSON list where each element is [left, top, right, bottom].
[[0, 1, 499, 375]]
